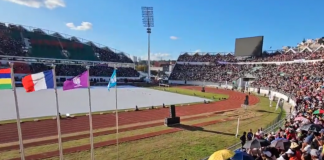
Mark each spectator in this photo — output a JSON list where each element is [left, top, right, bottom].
[[310, 149, 319, 160], [11, 63, 140, 77], [247, 129, 254, 140], [240, 131, 246, 149]]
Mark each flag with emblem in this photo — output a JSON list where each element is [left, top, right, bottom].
[[63, 71, 89, 91]]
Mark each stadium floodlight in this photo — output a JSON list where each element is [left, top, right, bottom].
[[141, 6, 154, 82]]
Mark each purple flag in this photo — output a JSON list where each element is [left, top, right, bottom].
[[63, 71, 89, 91]]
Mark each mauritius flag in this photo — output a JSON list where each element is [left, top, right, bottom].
[[0, 68, 12, 90]]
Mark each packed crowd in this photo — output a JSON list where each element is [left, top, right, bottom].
[[0, 24, 133, 63], [231, 76, 324, 160], [251, 62, 324, 100], [171, 52, 324, 159], [169, 63, 254, 82], [177, 53, 237, 62], [234, 108, 324, 160], [32, 63, 139, 77], [256, 52, 324, 62], [93, 47, 133, 63], [177, 51, 324, 63], [0, 28, 27, 57], [170, 61, 324, 104], [0, 62, 139, 77]]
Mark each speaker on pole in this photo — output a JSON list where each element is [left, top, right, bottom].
[[165, 105, 180, 126], [170, 105, 176, 118]]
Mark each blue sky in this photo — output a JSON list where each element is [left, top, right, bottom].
[[0, 0, 323, 60]]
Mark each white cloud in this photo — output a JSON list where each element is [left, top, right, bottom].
[[3, 0, 65, 9], [66, 22, 92, 31], [194, 49, 201, 52], [170, 36, 178, 40], [141, 53, 172, 60]]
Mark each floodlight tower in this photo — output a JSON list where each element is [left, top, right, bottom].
[[142, 7, 154, 82]]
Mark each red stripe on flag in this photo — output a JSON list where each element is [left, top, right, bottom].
[[0, 68, 11, 74], [22, 74, 35, 92]]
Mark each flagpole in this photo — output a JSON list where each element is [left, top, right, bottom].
[[235, 118, 240, 138], [269, 94, 272, 107], [52, 64, 64, 160], [114, 67, 119, 160], [86, 66, 95, 160], [9, 62, 25, 160]]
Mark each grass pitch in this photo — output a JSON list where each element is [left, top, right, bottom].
[[151, 86, 229, 100]]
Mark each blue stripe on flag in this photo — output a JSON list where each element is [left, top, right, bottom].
[[107, 69, 117, 91], [0, 73, 10, 79], [43, 70, 54, 89]]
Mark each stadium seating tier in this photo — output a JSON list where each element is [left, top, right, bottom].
[[0, 24, 133, 63]]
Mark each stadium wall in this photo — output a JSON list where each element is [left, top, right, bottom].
[[168, 80, 296, 106]]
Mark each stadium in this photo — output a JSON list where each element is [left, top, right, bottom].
[[0, 20, 323, 160]]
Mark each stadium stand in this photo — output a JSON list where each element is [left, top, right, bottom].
[[0, 25, 27, 57], [0, 23, 133, 63], [0, 23, 139, 78], [0, 62, 139, 77], [171, 45, 324, 159], [177, 49, 324, 63], [169, 63, 253, 82]]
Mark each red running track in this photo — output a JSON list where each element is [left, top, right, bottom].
[[0, 87, 259, 144]]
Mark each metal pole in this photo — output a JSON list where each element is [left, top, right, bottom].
[[115, 67, 119, 160], [9, 62, 25, 160], [269, 94, 272, 107], [52, 65, 64, 160], [147, 32, 151, 82], [142, 7, 153, 82], [235, 118, 240, 138], [86, 66, 95, 160]]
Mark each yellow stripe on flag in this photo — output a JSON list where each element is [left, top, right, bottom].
[[0, 78, 12, 84]]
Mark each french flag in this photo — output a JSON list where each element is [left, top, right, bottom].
[[22, 70, 55, 93]]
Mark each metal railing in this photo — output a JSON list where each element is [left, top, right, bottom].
[[226, 115, 287, 152]]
